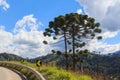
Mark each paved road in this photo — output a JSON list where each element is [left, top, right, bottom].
[[0, 67, 23, 80]]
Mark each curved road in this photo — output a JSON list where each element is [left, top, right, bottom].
[[0, 67, 24, 80]]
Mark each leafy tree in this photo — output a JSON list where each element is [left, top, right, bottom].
[[43, 15, 70, 70], [43, 13, 102, 71], [64, 13, 102, 71]]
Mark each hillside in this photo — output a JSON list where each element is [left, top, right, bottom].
[[1, 52, 120, 79], [30, 52, 120, 78], [30, 54, 61, 62], [0, 53, 24, 61], [108, 51, 120, 56]]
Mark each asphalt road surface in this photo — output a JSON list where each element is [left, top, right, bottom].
[[0, 67, 23, 80]]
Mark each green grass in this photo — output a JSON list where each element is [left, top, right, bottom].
[[7, 61, 93, 80], [40, 66, 93, 80]]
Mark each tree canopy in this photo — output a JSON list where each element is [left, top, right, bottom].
[[43, 13, 102, 71]]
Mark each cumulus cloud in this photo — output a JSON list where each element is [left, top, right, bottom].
[[99, 31, 118, 39], [86, 30, 120, 54], [102, 1, 120, 31], [88, 39, 120, 54], [13, 15, 58, 58], [14, 14, 43, 33], [76, 0, 120, 54], [0, 26, 13, 53], [13, 30, 58, 58], [0, 15, 58, 58], [0, 0, 10, 10], [76, 0, 120, 31]]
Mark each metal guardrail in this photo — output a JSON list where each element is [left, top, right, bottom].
[[0, 61, 45, 80]]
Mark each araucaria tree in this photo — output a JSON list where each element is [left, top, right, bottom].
[[43, 13, 102, 71], [43, 15, 70, 70], [65, 13, 102, 71]]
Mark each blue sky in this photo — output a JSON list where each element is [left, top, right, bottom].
[[103, 32, 120, 44], [0, 0, 120, 58], [0, 0, 82, 31]]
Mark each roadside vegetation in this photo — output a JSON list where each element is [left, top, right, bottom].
[[40, 66, 93, 80], [2, 61, 94, 80]]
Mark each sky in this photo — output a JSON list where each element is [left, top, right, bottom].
[[0, 0, 120, 58]]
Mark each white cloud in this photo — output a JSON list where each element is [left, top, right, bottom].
[[76, 0, 120, 54], [100, 31, 118, 39], [88, 38, 120, 54], [14, 14, 43, 33], [86, 30, 120, 54], [76, 0, 120, 31], [0, 15, 58, 58], [0, 0, 10, 10], [13, 30, 58, 58], [77, 8, 82, 14], [0, 26, 13, 53]]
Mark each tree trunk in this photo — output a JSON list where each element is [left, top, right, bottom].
[[80, 62, 83, 73], [64, 33, 68, 70], [72, 26, 76, 71]]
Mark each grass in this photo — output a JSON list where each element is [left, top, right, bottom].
[[40, 66, 93, 80], [6, 61, 93, 80]]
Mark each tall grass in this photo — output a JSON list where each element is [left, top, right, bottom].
[[8, 61, 93, 80], [40, 66, 93, 80]]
